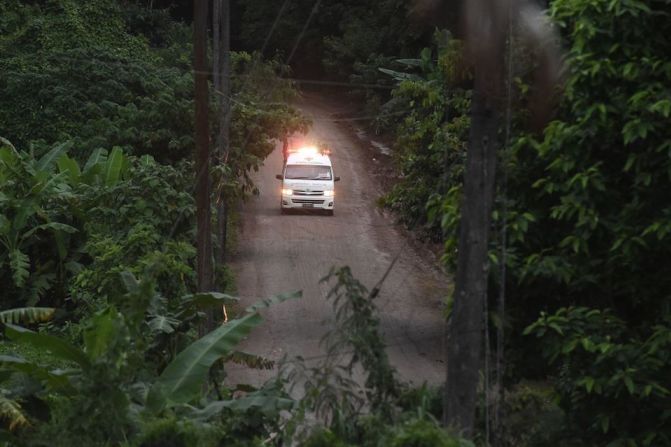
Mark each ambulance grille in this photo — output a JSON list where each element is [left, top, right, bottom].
[[292, 199, 325, 205], [293, 190, 324, 196]]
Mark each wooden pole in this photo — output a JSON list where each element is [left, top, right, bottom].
[[444, 0, 505, 436], [194, 0, 213, 333]]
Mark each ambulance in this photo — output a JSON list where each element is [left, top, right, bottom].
[[276, 146, 340, 215]]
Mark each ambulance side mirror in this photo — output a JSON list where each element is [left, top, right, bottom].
[[334, 176, 341, 182], [275, 174, 283, 180]]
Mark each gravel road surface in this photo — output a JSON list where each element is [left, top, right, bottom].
[[226, 94, 448, 389]]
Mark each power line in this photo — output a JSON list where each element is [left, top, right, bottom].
[[8, 53, 396, 91], [260, 0, 291, 55], [287, 0, 322, 65], [166, 0, 335, 245], [227, 95, 406, 124]]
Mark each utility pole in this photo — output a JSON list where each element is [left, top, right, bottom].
[[213, 0, 221, 94], [443, 0, 562, 438], [444, 1, 505, 437], [214, 0, 232, 271], [194, 0, 213, 333]]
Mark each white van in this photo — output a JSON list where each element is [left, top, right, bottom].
[[276, 147, 340, 215]]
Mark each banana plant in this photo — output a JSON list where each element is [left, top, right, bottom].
[[0, 304, 61, 436], [1, 270, 301, 425], [0, 309, 129, 440], [0, 140, 77, 305], [57, 146, 130, 187], [0, 367, 32, 443], [0, 139, 131, 306], [0, 394, 30, 433], [0, 307, 55, 325], [146, 290, 301, 413], [118, 272, 242, 358]]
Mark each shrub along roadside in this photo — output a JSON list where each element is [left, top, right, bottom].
[[0, 273, 299, 446], [0, 267, 474, 446]]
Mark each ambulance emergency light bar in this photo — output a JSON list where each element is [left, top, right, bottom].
[[288, 144, 331, 156]]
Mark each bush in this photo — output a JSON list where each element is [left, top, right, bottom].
[[497, 382, 570, 447], [526, 307, 671, 446], [380, 35, 470, 239], [382, 418, 472, 447], [137, 417, 215, 447]]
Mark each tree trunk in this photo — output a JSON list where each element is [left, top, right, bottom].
[[194, 0, 213, 333], [443, 0, 562, 438], [444, 52, 502, 437]]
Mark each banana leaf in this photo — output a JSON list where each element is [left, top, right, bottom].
[[148, 312, 262, 410], [0, 307, 55, 325]]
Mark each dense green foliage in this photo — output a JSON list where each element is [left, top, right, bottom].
[[0, 139, 195, 313], [506, 0, 671, 322], [0, 0, 307, 167], [1, 1, 468, 445], [0, 0, 192, 162], [504, 7, 671, 436], [526, 307, 670, 445], [490, 10, 671, 442], [376, 0, 671, 445], [0, 274, 298, 446], [3, 0, 670, 444], [0, 0, 308, 310], [280, 267, 469, 446], [0, 142, 78, 309], [238, 0, 432, 83], [1, 259, 464, 445], [378, 33, 470, 241]]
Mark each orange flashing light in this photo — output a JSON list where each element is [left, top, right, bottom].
[[288, 144, 332, 157], [297, 146, 319, 156]]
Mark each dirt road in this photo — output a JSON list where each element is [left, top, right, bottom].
[[226, 94, 448, 388]]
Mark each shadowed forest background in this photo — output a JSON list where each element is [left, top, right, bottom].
[[0, 0, 669, 446]]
